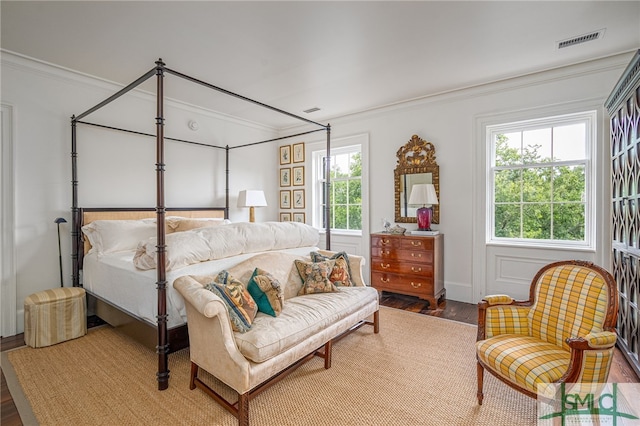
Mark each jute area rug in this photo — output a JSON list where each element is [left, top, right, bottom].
[[3, 306, 537, 425]]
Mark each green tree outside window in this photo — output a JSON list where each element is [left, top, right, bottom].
[[325, 151, 362, 231], [493, 128, 586, 242]]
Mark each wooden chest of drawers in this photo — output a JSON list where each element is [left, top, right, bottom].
[[370, 233, 444, 308]]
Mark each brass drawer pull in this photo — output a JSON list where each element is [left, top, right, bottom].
[[383, 250, 390, 255], [411, 253, 422, 258], [410, 241, 422, 247], [380, 263, 390, 269], [411, 266, 422, 272], [381, 238, 391, 245], [410, 282, 422, 288], [380, 277, 390, 283]]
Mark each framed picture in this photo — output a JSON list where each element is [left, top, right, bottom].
[[293, 189, 305, 209], [293, 142, 305, 163], [280, 212, 291, 222], [280, 190, 291, 209], [279, 145, 291, 165], [293, 166, 304, 186], [292, 212, 305, 223], [280, 168, 291, 187]]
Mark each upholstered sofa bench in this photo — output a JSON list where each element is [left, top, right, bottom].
[[174, 250, 380, 426]]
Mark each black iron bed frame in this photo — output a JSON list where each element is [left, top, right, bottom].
[[70, 59, 332, 390]]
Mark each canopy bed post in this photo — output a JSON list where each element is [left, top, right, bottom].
[[71, 115, 80, 287], [70, 65, 156, 288], [324, 125, 331, 250], [154, 59, 170, 391], [225, 145, 230, 219], [71, 59, 332, 391]]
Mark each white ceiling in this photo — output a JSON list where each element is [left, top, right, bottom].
[[2, 1, 639, 128]]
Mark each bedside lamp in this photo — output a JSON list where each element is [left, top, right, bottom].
[[408, 184, 438, 231], [237, 190, 267, 222]]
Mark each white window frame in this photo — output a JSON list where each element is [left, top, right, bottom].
[[309, 134, 368, 236], [486, 110, 596, 249]]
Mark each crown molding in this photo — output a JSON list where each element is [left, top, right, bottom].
[[0, 49, 277, 132], [283, 51, 635, 133]]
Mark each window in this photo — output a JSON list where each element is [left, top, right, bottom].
[[312, 143, 362, 232], [488, 111, 595, 246]]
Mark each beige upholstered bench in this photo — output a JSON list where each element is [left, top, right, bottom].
[[24, 287, 87, 348]]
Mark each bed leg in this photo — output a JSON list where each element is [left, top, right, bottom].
[[237, 392, 249, 426], [373, 310, 380, 334], [190, 362, 198, 390], [324, 340, 332, 369]]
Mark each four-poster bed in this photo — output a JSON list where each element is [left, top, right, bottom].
[[71, 59, 332, 390]]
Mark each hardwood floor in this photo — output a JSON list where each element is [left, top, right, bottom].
[[379, 292, 640, 385], [2, 335, 26, 426], [2, 295, 638, 425]]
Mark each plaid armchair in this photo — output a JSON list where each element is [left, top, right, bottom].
[[475, 260, 618, 403]]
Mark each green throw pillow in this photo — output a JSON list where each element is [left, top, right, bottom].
[[294, 259, 338, 295], [204, 270, 258, 333], [247, 268, 284, 317], [310, 251, 354, 287]]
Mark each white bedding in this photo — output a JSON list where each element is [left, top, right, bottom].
[[83, 246, 319, 328], [133, 221, 320, 271]]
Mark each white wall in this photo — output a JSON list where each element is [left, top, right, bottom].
[[1, 50, 634, 335], [1, 52, 280, 334], [286, 52, 634, 303]]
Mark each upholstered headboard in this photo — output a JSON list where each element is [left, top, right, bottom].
[[75, 207, 227, 265]]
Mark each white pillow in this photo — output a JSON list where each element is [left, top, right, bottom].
[[82, 220, 157, 255], [133, 230, 212, 271], [166, 217, 231, 233]]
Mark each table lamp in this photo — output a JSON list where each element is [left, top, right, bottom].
[[408, 184, 438, 231], [237, 190, 267, 222]]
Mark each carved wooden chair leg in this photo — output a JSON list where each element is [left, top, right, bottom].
[[237, 392, 249, 426], [189, 362, 198, 390], [373, 310, 380, 333], [477, 362, 484, 405]]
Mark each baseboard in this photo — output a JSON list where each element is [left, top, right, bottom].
[[443, 280, 473, 304]]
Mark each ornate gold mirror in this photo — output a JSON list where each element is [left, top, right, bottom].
[[394, 135, 440, 224]]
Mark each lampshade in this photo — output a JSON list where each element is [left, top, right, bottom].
[[237, 190, 267, 208], [408, 184, 438, 206], [237, 190, 267, 223]]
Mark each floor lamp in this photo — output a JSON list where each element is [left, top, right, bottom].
[[55, 217, 67, 287]]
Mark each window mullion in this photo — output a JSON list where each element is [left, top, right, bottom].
[[489, 111, 592, 246], [312, 142, 363, 233], [520, 168, 524, 239]]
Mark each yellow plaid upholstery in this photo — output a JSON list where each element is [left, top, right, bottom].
[[476, 334, 570, 394], [528, 265, 609, 351], [484, 305, 530, 338], [476, 261, 618, 404], [483, 294, 514, 305], [583, 331, 617, 348], [577, 349, 615, 383]]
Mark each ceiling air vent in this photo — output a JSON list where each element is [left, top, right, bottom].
[[557, 29, 604, 49], [303, 107, 321, 114]]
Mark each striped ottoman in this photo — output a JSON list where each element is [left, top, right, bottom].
[[24, 287, 87, 348]]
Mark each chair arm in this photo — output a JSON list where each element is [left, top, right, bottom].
[[561, 331, 617, 385], [316, 249, 367, 287], [567, 331, 617, 350], [483, 294, 515, 305], [477, 297, 531, 341]]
